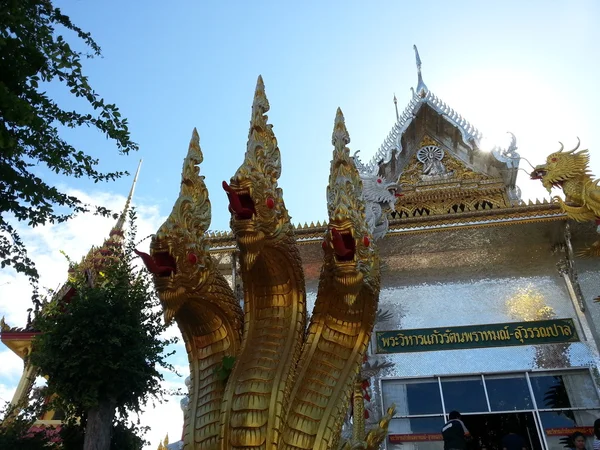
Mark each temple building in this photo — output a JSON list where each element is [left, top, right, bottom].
[[205, 47, 600, 450]]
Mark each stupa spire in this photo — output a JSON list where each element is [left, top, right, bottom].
[[113, 159, 142, 234], [413, 44, 428, 97]]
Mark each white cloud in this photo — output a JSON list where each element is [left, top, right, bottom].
[[0, 350, 24, 382], [139, 377, 187, 448], [0, 382, 17, 407]]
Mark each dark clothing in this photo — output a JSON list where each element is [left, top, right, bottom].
[[502, 433, 526, 450], [442, 419, 470, 450]]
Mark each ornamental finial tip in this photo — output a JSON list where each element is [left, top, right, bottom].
[[413, 45, 428, 97], [413, 44, 422, 69], [113, 158, 142, 233], [332, 107, 350, 147]]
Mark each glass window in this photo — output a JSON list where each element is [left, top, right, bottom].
[[382, 379, 443, 415], [561, 371, 600, 408], [485, 374, 533, 411], [530, 374, 571, 409], [531, 371, 600, 410], [387, 417, 445, 450], [388, 417, 445, 434], [441, 376, 488, 413]]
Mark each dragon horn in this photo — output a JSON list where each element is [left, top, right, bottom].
[[557, 141, 565, 152], [157, 128, 211, 236], [572, 137, 581, 152], [233, 75, 281, 182]]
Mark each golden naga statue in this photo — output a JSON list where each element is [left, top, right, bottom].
[[137, 76, 393, 450], [531, 139, 600, 257]]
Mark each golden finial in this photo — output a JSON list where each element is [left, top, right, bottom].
[[157, 128, 211, 237], [164, 433, 169, 445], [233, 75, 281, 183], [1, 316, 10, 332]]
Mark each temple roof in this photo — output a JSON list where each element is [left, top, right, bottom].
[[358, 89, 484, 175], [354, 46, 518, 184]]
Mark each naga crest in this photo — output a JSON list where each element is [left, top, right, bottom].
[[361, 174, 400, 241], [531, 139, 591, 193], [361, 175, 398, 211], [324, 108, 377, 304], [136, 129, 212, 324], [223, 76, 290, 269]]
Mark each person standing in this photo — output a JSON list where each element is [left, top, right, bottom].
[[501, 424, 527, 450], [570, 431, 587, 450], [593, 419, 600, 450], [442, 411, 471, 450]]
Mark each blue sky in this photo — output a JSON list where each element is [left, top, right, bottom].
[[2, 0, 600, 447], [45, 0, 600, 231]]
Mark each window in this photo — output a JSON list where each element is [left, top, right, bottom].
[[486, 374, 533, 411], [382, 379, 443, 415], [530, 374, 571, 409], [381, 369, 600, 450], [441, 376, 487, 413]]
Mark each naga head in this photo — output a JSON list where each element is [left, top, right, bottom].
[[223, 76, 289, 270], [361, 175, 401, 212], [135, 129, 212, 324], [323, 108, 377, 305], [530, 139, 590, 192]]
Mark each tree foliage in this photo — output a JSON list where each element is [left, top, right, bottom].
[[29, 211, 176, 447], [0, 0, 138, 283]]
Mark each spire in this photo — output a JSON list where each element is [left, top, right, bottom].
[[393, 93, 399, 121], [113, 159, 142, 234], [70, 159, 142, 287], [413, 44, 428, 97]]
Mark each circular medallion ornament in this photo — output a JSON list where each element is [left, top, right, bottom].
[[417, 145, 444, 163]]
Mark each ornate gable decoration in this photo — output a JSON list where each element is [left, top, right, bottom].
[[395, 136, 510, 218]]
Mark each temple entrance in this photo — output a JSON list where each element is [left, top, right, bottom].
[[462, 412, 543, 450]]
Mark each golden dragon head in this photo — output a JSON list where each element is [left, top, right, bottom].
[[135, 129, 212, 324], [223, 76, 290, 270], [530, 139, 590, 192], [323, 108, 377, 305]]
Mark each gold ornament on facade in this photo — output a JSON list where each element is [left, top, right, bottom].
[[506, 287, 555, 321], [142, 79, 389, 449], [531, 139, 600, 258], [395, 135, 509, 218]]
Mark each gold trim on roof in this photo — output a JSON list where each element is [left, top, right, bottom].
[[205, 203, 565, 252]]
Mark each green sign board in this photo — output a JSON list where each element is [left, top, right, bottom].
[[376, 318, 579, 354]]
